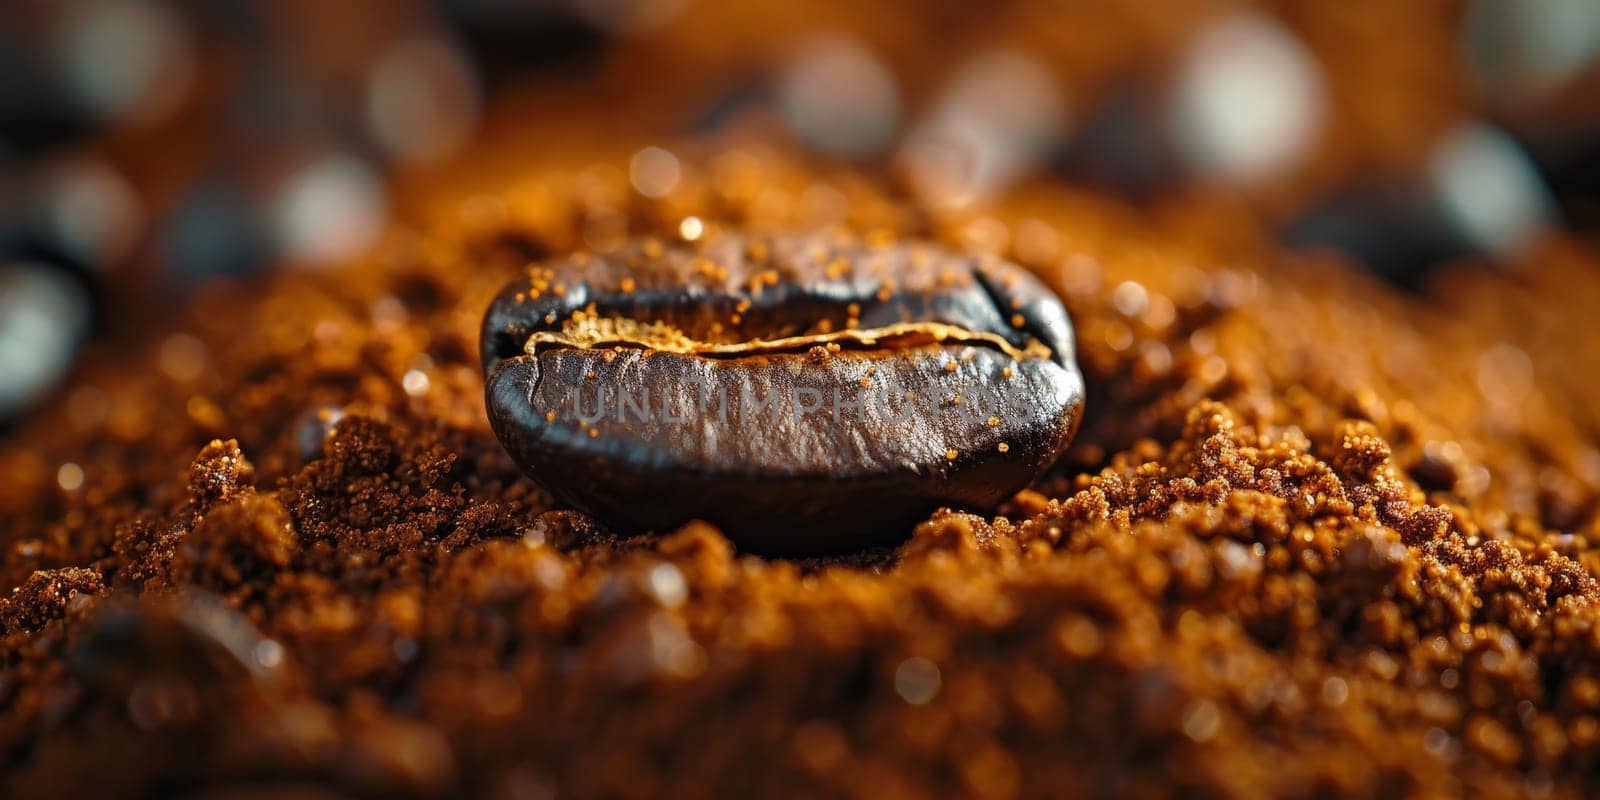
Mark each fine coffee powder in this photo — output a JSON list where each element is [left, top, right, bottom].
[[3, 132, 1600, 798]]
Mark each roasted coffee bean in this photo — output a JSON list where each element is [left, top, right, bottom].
[[481, 231, 1084, 553]]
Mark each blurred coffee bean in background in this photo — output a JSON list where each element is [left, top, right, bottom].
[[3, 157, 143, 274], [1284, 123, 1558, 286], [1462, 0, 1600, 104], [0, 262, 92, 423], [366, 34, 483, 165], [1428, 123, 1558, 261], [1516, 122, 1600, 231], [778, 34, 900, 160], [52, 0, 197, 129], [898, 49, 1067, 208], [158, 176, 271, 287], [1285, 184, 1470, 287], [1055, 83, 1176, 201], [441, 0, 612, 80], [2, 0, 1600, 425], [269, 152, 388, 270], [0, 0, 195, 155], [1167, 11, 1326, 186]]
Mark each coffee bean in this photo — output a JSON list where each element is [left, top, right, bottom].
[[481, 232, 1084, 553]]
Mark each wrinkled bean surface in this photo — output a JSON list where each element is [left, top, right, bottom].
[[482, 231, 1084, 552]]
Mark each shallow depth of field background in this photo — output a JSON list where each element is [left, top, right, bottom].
[[3, 0, 1599, 425]]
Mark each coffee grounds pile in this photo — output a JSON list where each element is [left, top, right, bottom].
[[3, 130, 1600, 798]]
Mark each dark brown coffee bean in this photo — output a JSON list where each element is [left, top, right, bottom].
[[481, 231, 1084, 553]]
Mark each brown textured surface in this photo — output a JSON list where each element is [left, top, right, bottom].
[[4, 126, 1600, 799]]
